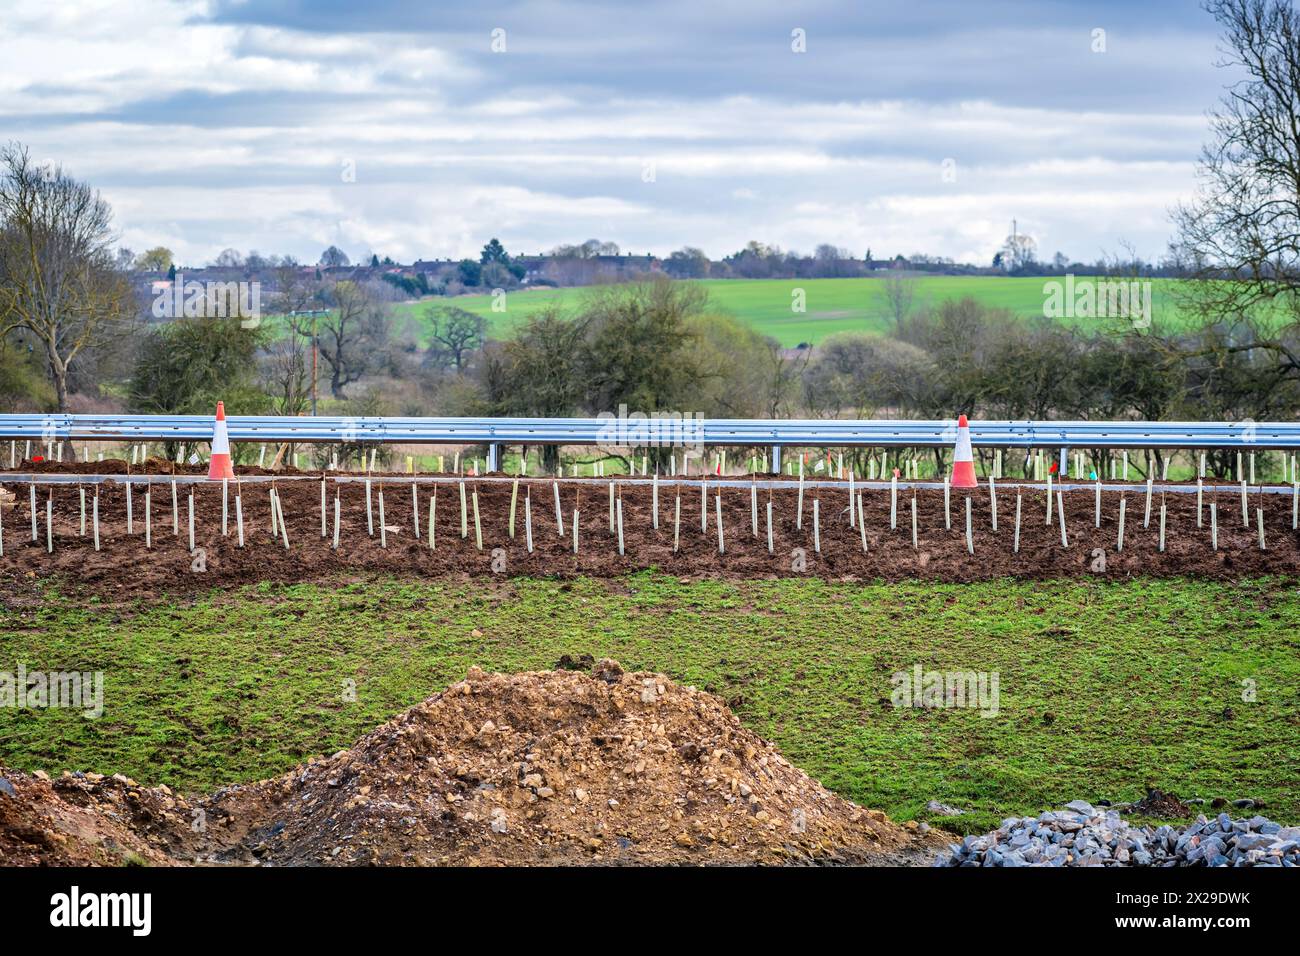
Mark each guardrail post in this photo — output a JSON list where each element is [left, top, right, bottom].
[[771, 445, 782, 475], [488, 443, 500, 473]]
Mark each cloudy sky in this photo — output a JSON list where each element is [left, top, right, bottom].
[[0, 0, 1232, 267]]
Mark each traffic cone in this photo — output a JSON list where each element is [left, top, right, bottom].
[[208, 401, 235, 480], [950, 414, 977, 488]]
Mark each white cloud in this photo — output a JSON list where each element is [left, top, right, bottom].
[[0, 0, 1219, 264]]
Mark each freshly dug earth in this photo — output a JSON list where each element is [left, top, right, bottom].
[[0, 663, 943, 866], [1, 473, 1298, 597]]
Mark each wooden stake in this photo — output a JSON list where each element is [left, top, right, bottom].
[[889, 473, 897, 530], [524, 489, 533, 553], [276, 489, 289, 549], [767, 496, 775, 554], [427, 490, 435, 550], [857, 492, 867, 552], [1057, 490, 1068, 548], [1158, 496, 1167, 553], [673, 485, 682, 553], [1014, 492, 1021, 554], [509, 479, 519, 538], [1117, 497, 1126, 552], [652, 471, 659, 529], [848, 469, 855, 527], [365, 477, 374, 537], [965, 497, 973, 554], [552, 480, 564, 537], [619, 495, 627, 555], [812, 497, 820, 553], [458, 480, 467, 539], [796, 462, 805, 529], [989, 475, 998, 531], [412, 481, 420, 540], [472, 487, 482, 550]]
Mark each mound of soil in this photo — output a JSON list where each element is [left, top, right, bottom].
[[1, 476, 1297, 598], [0, 663, 942, 866]]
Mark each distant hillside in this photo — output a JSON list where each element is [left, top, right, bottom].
[[395, 276, 1215, 348]]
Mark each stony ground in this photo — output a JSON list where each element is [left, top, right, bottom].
[[941, 800, 1300, 867]]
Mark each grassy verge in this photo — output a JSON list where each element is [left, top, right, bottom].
[[2, 574, 1297, 834]]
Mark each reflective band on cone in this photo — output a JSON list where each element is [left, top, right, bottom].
[[207, 401, 235, 480], [950, 413, 977, 488]]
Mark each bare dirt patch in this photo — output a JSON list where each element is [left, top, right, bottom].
[[1, 473, 1296, 598]]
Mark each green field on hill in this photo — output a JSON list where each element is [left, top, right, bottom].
[[393, 276, 1203, 348]]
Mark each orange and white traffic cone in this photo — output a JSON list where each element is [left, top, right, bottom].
[[950, 414, 977, 488], [208, 401, 235, 480]]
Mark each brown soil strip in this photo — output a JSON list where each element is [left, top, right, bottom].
[[1, 474, 1296, 599]]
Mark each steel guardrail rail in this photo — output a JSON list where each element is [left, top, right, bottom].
[[1, 414, 1298, 448]]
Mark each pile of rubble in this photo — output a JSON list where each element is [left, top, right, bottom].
[[1, 661, 945, 866], [941, 801, 1299, 867]]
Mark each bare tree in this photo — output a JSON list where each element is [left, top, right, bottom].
[[1172, 0, 1300, 375], [0, 142, 133, 410], [260, 265, 321, 415], [318, 279, 387, 399], [878, 269, 916, 335], [1174, 0, 1300, 317]]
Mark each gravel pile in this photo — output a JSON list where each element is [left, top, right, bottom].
[[941, 801, 1300, 867]]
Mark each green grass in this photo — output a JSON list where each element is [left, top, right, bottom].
[[393, 276, 1224, 348], [3, 574, 1297, 833]]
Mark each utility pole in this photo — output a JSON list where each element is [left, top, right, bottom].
[[289, 309, 329, 416]]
